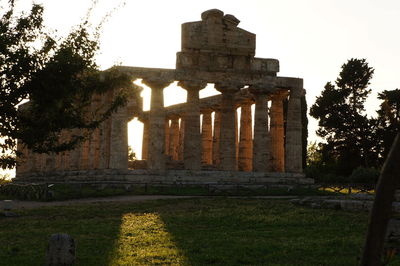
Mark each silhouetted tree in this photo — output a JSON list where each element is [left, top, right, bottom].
[[310, 58, 375, 176], [374, 89, 400, 163], [0, 1, 135, 169]]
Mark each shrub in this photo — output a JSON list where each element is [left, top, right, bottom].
[[305, 165, 347, 184], [349, 167, 380, 184]]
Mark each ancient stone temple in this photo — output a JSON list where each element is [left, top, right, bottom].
[[15, 9, 312, 185]]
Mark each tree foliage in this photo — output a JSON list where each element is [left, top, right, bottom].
[[0, 1, 136, 169], [374, 89, 400, 162], [310, 58, 375, 175]]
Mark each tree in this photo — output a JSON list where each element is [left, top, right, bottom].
[[310, 58, 375, 176], [0, 1, 136, 169], [374, 89, 400, 163]]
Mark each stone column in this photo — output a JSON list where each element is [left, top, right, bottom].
[[46, 153, 56, 172], [270, 91, 287, 172], [61, 147, 70, 171], [143, 78, 172, 173], [169, 116, 180, 160], [98, 91, 113, 169], [15, 141, 28, 175], [80, 135, 90, 170], [97, 122, 108, 169], [109, 102, 129, 169], [212, 110, 221, 166], [141, 117, 149, 160], [285, 84, 304, 173], [201, 109, 213, 165], [238, 101, 253, 171], [215, 83, 242, 171], [165, 118, 170, 156], [250, 85, 273, 172], [178, 81, 206, 171], [87, 94, 101, 169], [68, 129, 82, 170], [88, 128, 100, 169], [55, 148, 63, 170], [235, 109, 239, 163], [59, 130, 71, 171], [178, 119, 185, 161]]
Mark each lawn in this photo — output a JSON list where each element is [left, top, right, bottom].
[[0, 198, 371, 265]]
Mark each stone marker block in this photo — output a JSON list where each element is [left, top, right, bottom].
[[46, 233, 75, 266]]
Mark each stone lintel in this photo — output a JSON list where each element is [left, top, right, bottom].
[[175, 69, 276, 84], [251, 58, 279, 74], [140, 89, 258, 120], [276, 77, 303, 90], [290, 87, 306, 98], [114, 66, 279, 87], [113, 66, 176, 81]]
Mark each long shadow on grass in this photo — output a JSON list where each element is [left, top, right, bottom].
[[156, 198, 368, 266], [0, 203, 126, 266]]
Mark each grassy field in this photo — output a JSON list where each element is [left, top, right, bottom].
[[0, 197, 375, 265]]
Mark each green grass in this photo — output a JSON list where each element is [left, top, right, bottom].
[[0, 198, 378, 265]]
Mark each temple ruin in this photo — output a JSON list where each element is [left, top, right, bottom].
[[15, 9, 312, 185]]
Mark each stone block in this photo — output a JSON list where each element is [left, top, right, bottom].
[[46, 233, 75, 266], [181, 9, 255, 56], [251, 58, 279, 73]]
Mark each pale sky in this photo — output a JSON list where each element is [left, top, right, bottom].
[[2, 0, 400, 176]]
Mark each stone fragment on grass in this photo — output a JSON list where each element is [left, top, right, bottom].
[[46, 233, 75, 266]]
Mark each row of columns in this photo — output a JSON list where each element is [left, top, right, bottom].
[[17, 91, 132, 175], [141, 79, 304, 173], [17, 78, 303, 176]]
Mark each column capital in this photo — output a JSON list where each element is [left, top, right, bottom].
[[168, 113, 180, 120], [138, 111, 149, 123], [178, 80, 207, 91], [248, 81, 277, 95], [270, 90, 289, 101], [214, 82, 244, 94], [237, 99, 254, 107], [201, 108, 214, 115], [235, 88, 255, 106], [142, 78, 173, 90]]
